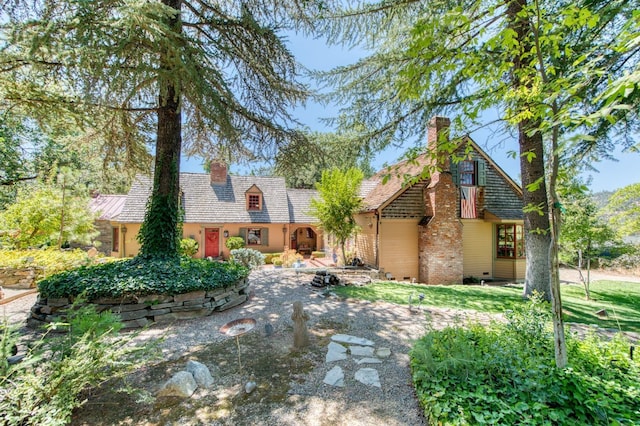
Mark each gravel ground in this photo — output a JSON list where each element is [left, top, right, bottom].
[[2, 268, 638, 425]]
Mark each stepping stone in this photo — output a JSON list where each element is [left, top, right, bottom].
[[376, 348, 391, 358], [355, 357, 382, 365], [326, 341, 348, 362], [331, 334, 374, 346], [349, 345, 375, 357], [355, 368, 381, 388], [323, 366, 345, 387]]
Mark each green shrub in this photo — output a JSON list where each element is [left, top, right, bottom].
[[311, 251, 325, 258], [0, 248, 107, 278], [230, 248, 265, 270], [225, 236, 245, 251], [0, 298, 155, 426], [272, 257, 283, 266], [179, 238, 199, 258], [37, 257, 249, 299], [411, 296, 640, 425]]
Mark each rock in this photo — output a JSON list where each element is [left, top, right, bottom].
[[326, 341, 348, 362], [323, 366, 344, 387], [245, 381, 257, 394], [331, 334, 374, 346], [354, 357, 382, 365], [355, 368, 381, 388], [264, 323, 274, 337], [157, 371, 197, 398], [376, 348, 391, 358], [185, 360, 214, 389], [349, 345, 375, 357]]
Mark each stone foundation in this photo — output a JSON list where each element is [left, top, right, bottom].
[[27, 278, 250, 329]]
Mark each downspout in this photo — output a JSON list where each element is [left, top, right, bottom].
[[375, 210, 380, 269], [121, 225, 126, 258]]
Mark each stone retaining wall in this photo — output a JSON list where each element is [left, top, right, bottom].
[[27, 278, 250, 329], [0, 267, 44, 289]]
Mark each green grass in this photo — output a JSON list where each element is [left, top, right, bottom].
[[332, 280, 640, 332]]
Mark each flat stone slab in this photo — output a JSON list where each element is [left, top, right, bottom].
[[354, 357, 382, 365], [326, 341, 348, 362], [349, 345, 375, 357], [323, 366, 344, 387], [355, 368, 381, 388], [331, 334, 374, 346], [376, 347, 391, 358]]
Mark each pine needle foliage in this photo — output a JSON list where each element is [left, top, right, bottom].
[[1, 0, 325, 258]]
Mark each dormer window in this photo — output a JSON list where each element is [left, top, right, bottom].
[[246, 185, 263, 211], [459, 161, 476, 186], [248, 194, 260, 210]]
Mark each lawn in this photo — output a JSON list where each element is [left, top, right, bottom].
[[331, 279, 640, 332]]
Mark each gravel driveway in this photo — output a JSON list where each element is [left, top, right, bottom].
[[2, 267, 638, 425]]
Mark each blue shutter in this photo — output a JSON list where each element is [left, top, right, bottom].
[[262, 228, 269, 246], [477, 160, 486, 186], [450, 160, 459, 186], [239, 228, 247, 244]]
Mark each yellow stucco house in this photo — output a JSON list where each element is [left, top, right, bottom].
[[354, 117, 526, 284], [102, 162, 323, 259]]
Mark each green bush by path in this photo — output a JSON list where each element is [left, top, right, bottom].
[[411, 296, 640, 425], [0, 299, 155, 426], [37, 257, 249, 299]]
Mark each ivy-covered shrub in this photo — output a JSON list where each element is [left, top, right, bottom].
[[37, 257, 249, 299], [0, 248, 107, 278], [230, 248, 265, 270], [225, 236, 245, 251], [411, 296, 640, 425], [179, 238, 199, 258], [0, 299, 155, 426]]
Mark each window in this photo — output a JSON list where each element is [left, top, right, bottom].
[[496, 224, 525, 259], [247, 228, 262, 245], [112, 227, 119, 252], [459, 160, 475, 185], [247, 194, 261, 210]]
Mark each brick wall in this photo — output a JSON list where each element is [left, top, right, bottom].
[[418, 116, 463, 284], [418, 172, 464, 284]]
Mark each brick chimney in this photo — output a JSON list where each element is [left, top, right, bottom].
[[427, 116, 451, 172], [210, 161, 227, 185]]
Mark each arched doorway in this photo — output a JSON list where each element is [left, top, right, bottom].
[[291, 226, 316, 255]]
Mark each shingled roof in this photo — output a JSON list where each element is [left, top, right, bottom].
[[118, 172, 318, 224], [89, 194, 127, 220]]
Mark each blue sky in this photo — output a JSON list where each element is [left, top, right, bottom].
[[182, 32, 639, 194]]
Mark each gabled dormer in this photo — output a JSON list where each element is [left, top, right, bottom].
[[245, 185, 263, 211]]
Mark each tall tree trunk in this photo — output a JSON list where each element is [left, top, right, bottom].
[[138, 0, 183, 259], [519, 120, 551, 301], [507, 0, 551, 301]]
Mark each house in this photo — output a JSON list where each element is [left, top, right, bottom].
[[354, 117, 525, 284], [88, 194, 127, 254], [109, 162, 323, 259]]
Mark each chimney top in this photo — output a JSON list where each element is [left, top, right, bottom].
[[427, 116, 451, 149], [210, 161, 227, 185]]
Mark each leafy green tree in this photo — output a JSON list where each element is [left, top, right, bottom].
[[1, 1, 318, 259], [274, 129, 375, 188], [605, 183, 640, 238], [309, 167, 363, 265], [316, 0, 639, 368], [558, 177, 617, 299], [0, 171, 97, 249]]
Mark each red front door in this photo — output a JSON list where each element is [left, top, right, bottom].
[[204, 228, 220, 258]]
